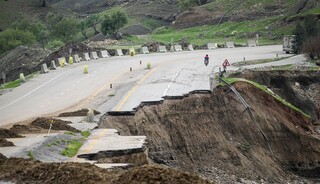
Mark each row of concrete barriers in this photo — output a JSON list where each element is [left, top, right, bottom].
[[144, 40, 257, 53], [40, 40, 258, 73]]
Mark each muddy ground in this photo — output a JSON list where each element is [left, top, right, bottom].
[[100, 81, 320, 183], [58, 108, 101, 117], [0, 154, 213, 184]]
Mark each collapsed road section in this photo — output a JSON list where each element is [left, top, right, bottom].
[[99, 71, 320, 183]]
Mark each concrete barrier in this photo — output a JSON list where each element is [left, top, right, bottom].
[[58, 57, 66, 67], [101, 50, 110, 58], [226, 41, 235, 48], [41, 63, 49, 74], [158, 46, 167, 53], [116, 49, 124, 56], [141, 47, 149, 54], [174, 45, 183, 52], [83, 53, 91, 61], [73, 54, 82, 63], [247, 40, 257, 47], [91, 52, 99, 59], [188, 44, 194, 51], [207, 43, 217, 50], [50, 60, 57, 70]]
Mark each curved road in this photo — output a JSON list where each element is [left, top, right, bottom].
[[0, 45, 294, 127]]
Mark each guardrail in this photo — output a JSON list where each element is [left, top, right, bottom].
[[219, 77, 273, 155]]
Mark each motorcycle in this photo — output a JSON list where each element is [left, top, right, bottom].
[[204, 58, 209, 66]]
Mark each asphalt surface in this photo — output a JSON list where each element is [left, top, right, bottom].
[[0, 45, 298, 126]]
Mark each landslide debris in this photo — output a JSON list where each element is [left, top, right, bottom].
[[31, 117, 80, 133], [114, 165, 212, 184], [100, 82, 320, 183], [0, 156, 213, 184], [231, 70, 320, 124], [0, 138, 14, 147], [58, 108, 101, 117], [0, 128, 23, 138], [0, 46, 51, 82]]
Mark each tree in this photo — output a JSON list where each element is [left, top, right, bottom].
[[293, 23, 306, 54], [86, 15, 101, 35], [9, 20, 46, 42], [79, 21, 88, 39], [48, 16, 80, 43], [0, 29, 36, 53], [101, 11, 128, 39]]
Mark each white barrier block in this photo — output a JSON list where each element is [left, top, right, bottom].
[[207, 43, 217, 50], [41, 63, 49, 73], [158, 46, 167, 53], [101, 50, 110, 58], [91, 52, 99, 59], [188, 44, 194, 51], [141, 47, 149, 54], [116, 49, 124, 56], [50, 60, 57, 70], [226, 42, 235, 48], [247, 40, 257, 47], [73, 54, 82, 63], [174, 45, 183, 52], [84, 53, 91, 61]]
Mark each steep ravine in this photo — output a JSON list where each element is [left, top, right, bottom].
[[99, 82, 320, 183]]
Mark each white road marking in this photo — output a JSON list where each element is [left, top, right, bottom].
[[163, 68, 182, 97], [0, 71, 69, 110]]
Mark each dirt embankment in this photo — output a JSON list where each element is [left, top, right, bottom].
[[100, 82, 320, 183], [231, 70, 320, 125], [0, 155, 213, 184], [58, 108, 101, 117]]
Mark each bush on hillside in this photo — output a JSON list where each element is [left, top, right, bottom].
[[303, 36, 320, 59], [46, 40, 65, 50], [0, 29, 36, 54], [101, 11, 128, 39]]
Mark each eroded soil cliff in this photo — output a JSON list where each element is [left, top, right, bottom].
[[100, 82, 320, 183]]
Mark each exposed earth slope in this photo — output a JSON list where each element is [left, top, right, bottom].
[[100, 79, 320, 183]]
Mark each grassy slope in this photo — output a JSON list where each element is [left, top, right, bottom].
[[0, 0, 319, 46]]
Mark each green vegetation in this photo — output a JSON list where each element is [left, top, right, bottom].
[[81, 130, 91, 138], [61, 140, 82, 157], [232, 57, 291, 67], [179, 0, 208, 10], [101, 10, 128, 39], [238, 141, 252, 152], [27, 151, 35, 160], [61, 130, 91, 157], [64, 131, 76, 136], [149, 16, 284, 45], [293, 15, 320, 58], [0, 72, 39, 89], [221, 77, 311, 119]]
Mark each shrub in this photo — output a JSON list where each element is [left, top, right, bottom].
[[46, 40, 64, 50], [303, 36, 320, 59], [0, 29, 36, 53]]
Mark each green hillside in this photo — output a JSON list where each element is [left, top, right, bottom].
[[0, 0, 319, 50]]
